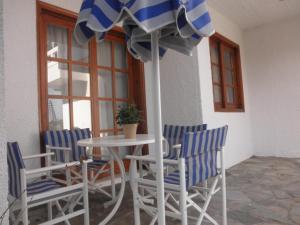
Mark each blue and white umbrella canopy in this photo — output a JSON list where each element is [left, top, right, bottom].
[[75, 0, 214, 62], [74, 1, 214, 225]]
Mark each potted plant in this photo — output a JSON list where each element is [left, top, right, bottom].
[[116, 104, 142, 139]]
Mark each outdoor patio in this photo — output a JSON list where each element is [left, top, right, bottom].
[[28, 157, 300, 225]]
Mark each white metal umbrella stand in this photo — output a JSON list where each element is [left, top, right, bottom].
[[151, 30, 166, 225]]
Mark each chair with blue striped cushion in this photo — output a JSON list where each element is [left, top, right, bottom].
[[7, 142, 90, 225], [127, 125, 229, 225], [45, 128, 114, 201], [70, 128, 90, 161], [44, 129, 72, 162], [163, 124, 207, 160]]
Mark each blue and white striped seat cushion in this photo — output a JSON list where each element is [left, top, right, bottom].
[[163, 124, 207, 160], [180, 126, 228, 188], [27, 179, 61, 196], [70, 128, 91, 161], [44, 130, 72, 162], [164, 150, 218, 188], [87, 159, 109, 170], [7, 142, 26, 198], [164, 170, 188, 186]]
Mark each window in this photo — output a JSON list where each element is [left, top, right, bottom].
[[209, 33, 245, 112], [37, 2, 147, 139]]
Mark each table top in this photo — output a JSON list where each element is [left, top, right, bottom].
[[77, 134, 155, 148]]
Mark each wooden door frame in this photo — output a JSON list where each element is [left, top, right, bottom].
[[36, 1, 148, 155]]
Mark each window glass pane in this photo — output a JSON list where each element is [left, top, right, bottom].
[[226, 69, 234, 85], [97, 40, 112, 67], [210, 45, 219, 64], [116, 72, 128, 99], [47, 25, 68, 59], [47, 62, 68, 96], [72, 35, 89, 62], [72, 65, 90, 97], [99, 101, 114, 130], [212, 65, 221, 83], [213, 85, 222, 103], [73, 100, 92, 129], [48, 99, 70, 130], [224, 50, 233, 69], [98, 70, 112, 98], [227, 87, 235, 104], [114, 43, 127, 69]]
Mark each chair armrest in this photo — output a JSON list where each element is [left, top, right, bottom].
[[23, 152, 54, 160], [173, 144, 181, 149], [25, 159, 93, 175], [46, 145, 72, 151], [126, 155, 178, 165]]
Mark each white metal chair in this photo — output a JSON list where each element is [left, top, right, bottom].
[[44, 128, 115, 199], [127, 125, 228, 225], [7, 142, 90, 225]]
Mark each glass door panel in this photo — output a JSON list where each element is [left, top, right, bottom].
[[73, 100, 92, 129], [98, 69, 113, 98], [97, 40, 112, 67], [48, 99, 70, 130], [114, 42, 127, 69], [72, 65, 91, 97], [99, 101, 114, 130], [47, 24, 68, 59], [72, 35, 89, 62], [115, 72, 128, 99], [47, 62, 68, 96]]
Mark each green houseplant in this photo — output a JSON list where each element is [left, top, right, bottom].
[[116, 104, 142, 139]]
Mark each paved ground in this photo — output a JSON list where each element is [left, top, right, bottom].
[[29, 156, 300, 225]]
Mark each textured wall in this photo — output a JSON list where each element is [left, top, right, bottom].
[[197, 7, 254, 168], [245, 15, 300, 157], [0, 0, 8, 222]]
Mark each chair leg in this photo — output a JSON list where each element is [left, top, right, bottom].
[[110, 156, 116, 201], [221, 149, 227, 225], [196, 177, 219, 225], [179, 158, 188, 225], [48, 201, 53, 220], [83, 162, 90, 225], [130, 159, 141, 225]]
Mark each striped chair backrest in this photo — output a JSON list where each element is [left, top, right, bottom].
[[7, 142, 26, 198], [163, 124, 207, 159], [70, 128, 91, 161], [44, 130, 72, 162], [180, 125, 228, 188]]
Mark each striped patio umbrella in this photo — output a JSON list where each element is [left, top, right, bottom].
[[74, 1, 214, 225]]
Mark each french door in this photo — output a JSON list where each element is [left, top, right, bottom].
[[38, 3, 147, 145]]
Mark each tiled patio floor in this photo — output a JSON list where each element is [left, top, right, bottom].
[[29, 157, 300, 225]]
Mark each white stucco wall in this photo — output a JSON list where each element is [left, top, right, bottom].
[[245, 15, 300, 157], [160, 49, 203, 125], [197, 7, 254, 168], [3, 0, 83, 168], [0, 0, 8, 222]]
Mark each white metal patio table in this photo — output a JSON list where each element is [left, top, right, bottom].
[[77, 134, 155, 225]]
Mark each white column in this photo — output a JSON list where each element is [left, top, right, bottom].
[[0, 0, 8, 223], [151, 30, 166, 225]]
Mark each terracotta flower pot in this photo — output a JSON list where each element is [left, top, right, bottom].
[[123, 123, 138, 139]]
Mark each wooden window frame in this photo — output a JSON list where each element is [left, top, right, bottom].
[[209, 32, 245, 112], [37, 1, 148, 139]]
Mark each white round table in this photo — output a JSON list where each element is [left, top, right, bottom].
[[78, 134, 155, 225]]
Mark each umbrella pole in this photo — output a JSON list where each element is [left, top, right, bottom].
[[151, 30, 166, 225]]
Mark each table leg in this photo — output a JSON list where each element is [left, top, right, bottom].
[[99, 147, 126, 225]]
